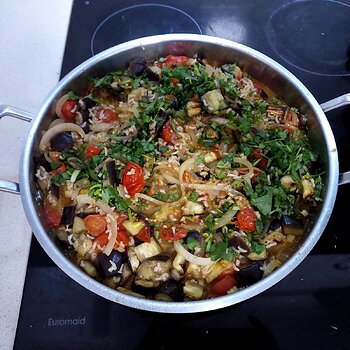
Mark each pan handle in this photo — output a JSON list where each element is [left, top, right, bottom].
[[0, 104, 34, 194], [320, 93, 350, 186], [320, 93, 350, 113]]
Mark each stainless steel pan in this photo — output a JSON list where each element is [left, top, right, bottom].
[[1, 34, 349, 313]]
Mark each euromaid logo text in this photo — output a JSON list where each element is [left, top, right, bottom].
[[47, 317, 86, 327]]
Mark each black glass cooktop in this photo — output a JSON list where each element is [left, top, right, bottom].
[[14, 1, 350, 349]]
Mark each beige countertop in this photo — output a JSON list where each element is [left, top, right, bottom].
[[0, 1, 73, 348]]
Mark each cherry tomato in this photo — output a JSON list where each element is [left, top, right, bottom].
[[210, 145, 222, 160], [159, 226, 187, 241], [135, 225, 151, 243], [94, 231, 109, 250], [170, 77, 179, 85], [44, 203, 61, 227], [85, 144, 102, 158], [84, 214, 107, 236], [121, 162, 145, 196], [96, 108, 117, 123], [113, 215, 130, 249], [237, 207, 257, 233], [114, 228, 130, 248], [210, 272, 236, 296], [61, 99, 77, 122], [161, 120, 175, 143], [160, 55, 190, 68], [50, 163, 67, 176]]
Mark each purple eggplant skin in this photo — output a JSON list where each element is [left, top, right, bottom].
[[156, 279, 184, 301], [60, 205, 76, 225], [106, 160, 118, 186], [229, 235, 252, 254], [50, 184, 60, 200], [50, 132, 73, 151], [236, 262, 263, 287], [281, 215, 304, 235], [33, 156, 51, 172], [155, 111, 170, 140], [98, 250, 126, 278], [129, 56, 159, 81]]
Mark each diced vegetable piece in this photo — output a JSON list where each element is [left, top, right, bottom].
[[280, 175, 295, 190], [74, 233, 93, 256], [106, 160, 117, 186], [50, 132, 73, 151], [237, 207, 257, 233], [301, 177, 315, 199], [80, 260, 98, 278], [123, 220, 146, 236], [84, 214, 107, 236], [135, 255, 171, 288], [204, 151, 218, 163], [155, 279, 184, 302], [281, 215, 304, 236], [201, 260, 233, 283], [182, 201, 204, 215], [85, 144, 102, 158], [236, 262, 263, 287], [60, 205, 76, 225], [228, 234, 251, 254], [201, 89, 226, 113], [121, 161, 145, 196], [248, 249, 268, 261], [183, 280, 203, 300], [186, 100, 202, 117], [127, 247, 140, 272], [98, 250, 126, 277], [134, 237, 162, 262], [72, 216, 86, 235], [44, 203, 61, 228], [209, 272, 236, 296]]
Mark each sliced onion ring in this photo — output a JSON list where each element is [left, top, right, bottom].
[[103, 213, 119, 256], [39, 123, 85, 153], [76, 194, 114, 214], [174, 240, 214, 266]]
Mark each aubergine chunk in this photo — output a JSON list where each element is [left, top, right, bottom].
[[106, 160, 118, 186], [281, 215, 304, 236], [236, 262, 264, 287], [155, 279, 184, 302], [60, 205, 76, 225], [98, 250, 126, 278], [50, 132, 73, 151], [134, 255, 172, 288]]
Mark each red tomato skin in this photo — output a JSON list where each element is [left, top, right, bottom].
[[84, 214, 107, 236], [94, 231, 109, 249], [161, 55, 190, 68], [44, 203, 61, 227], [159, 226, 187, 241], [135, 225, 151, 243], [121, 162, 145, 196], [237, 207, 257, 233], [61, 100, 77, 122], [50, 163, 67, 176], [161, 120, 175, 143], [85, 144, 102, 158], [96, 108, 117, 123], [210, 273, 236, 296]]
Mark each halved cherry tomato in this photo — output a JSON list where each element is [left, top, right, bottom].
[[84, 214, 107, 236], [114, 229, 130, 248], [250, 148, 267, 168], [85, 144, 102, 158], [161, 120, 175, 143], [237, 207, 257, 233], [160, 55, 190, 68], [94, 231, 109, 250], [135, 225, 151, 243], [121, 161, 145, 196], [211, 145, 222, 160], [50, 163, 67, 176], [159, 226, 187, 241], [96, 108, 117, 123], [44, 203, 61, 227], [61, 99, 77, 122], [210, 271, 236, 296]]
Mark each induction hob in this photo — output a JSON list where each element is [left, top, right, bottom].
[[14, 1, 350, 349]]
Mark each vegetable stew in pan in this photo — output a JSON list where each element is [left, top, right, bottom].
[[35, 55, 322, 301]]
